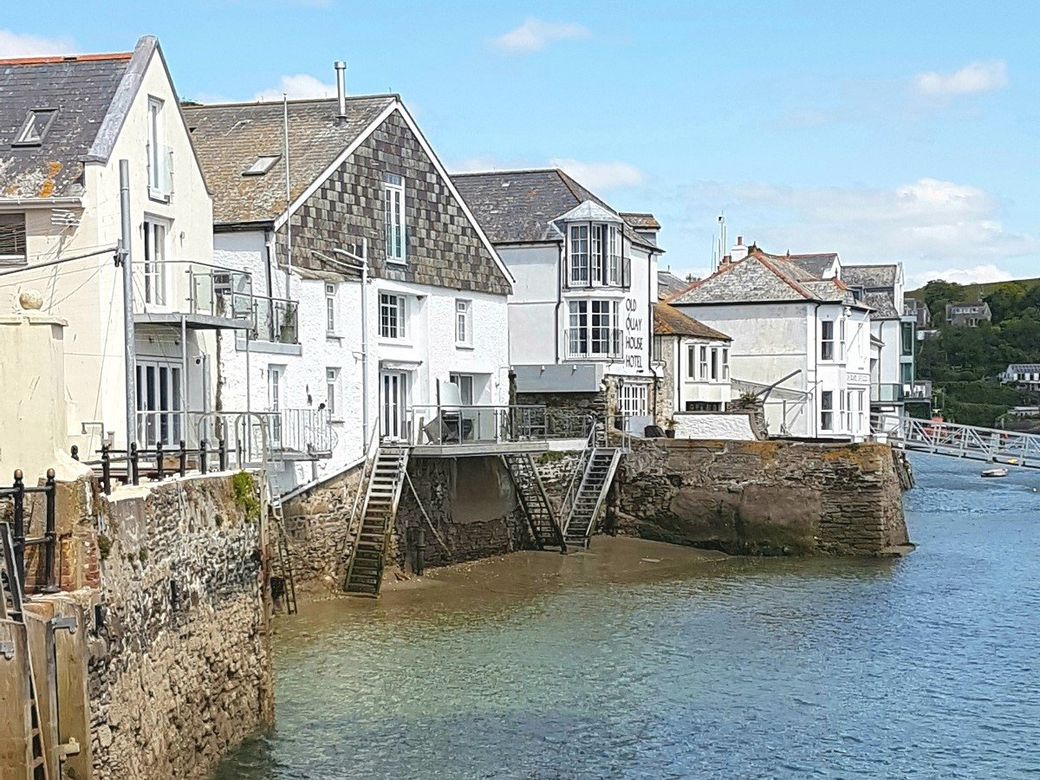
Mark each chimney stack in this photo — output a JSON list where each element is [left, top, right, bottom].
[[334, 61, 347, 122], [730, 235, 749, 263]]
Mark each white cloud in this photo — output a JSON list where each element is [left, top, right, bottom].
[[907, 264, 1014, 289], [550, 158, 644, 191], [680, 177, 1038, 282], [254, 74, 336, 102], [492, 18, 590, 55], [914, 60, 1007, 97], [0, 29, 74, 58]]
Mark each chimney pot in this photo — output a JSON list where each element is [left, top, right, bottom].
[[736, 236, 743, 246]]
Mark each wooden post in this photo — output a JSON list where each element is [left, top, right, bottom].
[[0, 619, 35, 776], [24, 604, 60, 778], [53, 600, 91, 779]]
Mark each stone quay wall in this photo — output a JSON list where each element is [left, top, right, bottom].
[[281, 463, 364, 586], [608, 438, 910, 556], [87, 472, 274, 780]]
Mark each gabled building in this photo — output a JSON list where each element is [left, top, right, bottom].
[[840, 263, 923, 410], [657, 269, 691, 301], [652, 303, 732, 421], [0, 36, 233, 456], [453, 169, 660, 432], [185, 83, 513, 493], [669, 241, 872, 440], [1001, 364, 1040, 393], [946, 300, 992, 327]]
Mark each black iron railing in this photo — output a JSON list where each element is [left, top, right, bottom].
[[0, 468, 57, 595], [71, 439, 230, 495]]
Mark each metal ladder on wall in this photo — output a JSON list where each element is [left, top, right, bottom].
[[1, 522, 50, 779], [342, 445, 410, 597], [559, 421, 623, 549], [502, 454, 566, 553], [268, 501, 298, 615]]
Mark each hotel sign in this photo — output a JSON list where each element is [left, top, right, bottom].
[[624, 297, 643, 369]]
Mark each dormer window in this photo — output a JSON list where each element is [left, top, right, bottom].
[[13, 109, 57, 146]]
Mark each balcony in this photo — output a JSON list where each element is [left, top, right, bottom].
[[564, 328, 624, 361], [407, 404, 594, 456], [236, 293, 300, 344], [871, 382, 932, 403], [133, 260, 254, 331]]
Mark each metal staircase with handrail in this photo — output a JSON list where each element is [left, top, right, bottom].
[[559, 422, 623, 549], [503, 453, 566, 553], [342, 441, 410, 596]]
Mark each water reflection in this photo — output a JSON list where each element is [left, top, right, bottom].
[[216, 455, 1040, 779]]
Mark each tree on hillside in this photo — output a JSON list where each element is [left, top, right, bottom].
[[917, 280, 964, 323], [984, 282, 1026, 324]]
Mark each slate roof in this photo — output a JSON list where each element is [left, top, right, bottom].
[[669, 250, 857, 306], [841, 263, 899, 289], [0, 50, 134, 198], [184, 96, 396, 225], [654, 303, 731, 340], [657, 269, 689, 300], [863, 291, 899, 318], [452, 168, 659, 252], [621, 212, 660, 230]]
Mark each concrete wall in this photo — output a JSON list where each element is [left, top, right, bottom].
[[608, 438, 909, 556], [673, 413, 758, 441], [86, 473, 273, 780]]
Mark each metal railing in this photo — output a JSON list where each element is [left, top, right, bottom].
[[871, 413, 1040, 468], [871, 382, 933, 403], [134, 259, 254, 321], [231, 292, 300, 344], [273, 408, 336, 456], [563, 328, 624, 361], [0, 469, 57, 597], [407, 405, 595, 447], [72, 439, 231, 495]]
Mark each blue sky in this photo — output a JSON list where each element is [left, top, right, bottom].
[[4, 1, 1038, 286]]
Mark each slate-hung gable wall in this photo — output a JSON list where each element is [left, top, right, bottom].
[[276, 111, 510, 295]]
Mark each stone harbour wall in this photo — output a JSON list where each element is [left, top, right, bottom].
[[282, 463, 364, 586], [396, 456, 530, 571], [609, 438, 910, 556], [88, 472, 273, 780]]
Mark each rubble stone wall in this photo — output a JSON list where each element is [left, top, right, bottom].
[[88, 473, 273, 780]]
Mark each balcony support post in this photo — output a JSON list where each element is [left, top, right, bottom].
[[181, 314, 188, 446], [119, 159, 138, 450]]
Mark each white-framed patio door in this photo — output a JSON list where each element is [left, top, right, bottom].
[[380, 370, 408, 441], [268, 365, 284, 448], [136, 360, 182, 447]]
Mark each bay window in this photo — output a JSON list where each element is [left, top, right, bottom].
[[567, 299, 620, 358], [820, 390, 834, 431], [821, 320, 835, 361], [568, 222, 626, 287]]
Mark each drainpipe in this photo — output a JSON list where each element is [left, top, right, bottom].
[[811, 301, 821, 437], [555, 242, 563, 364]]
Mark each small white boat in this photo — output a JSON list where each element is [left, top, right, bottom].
[[981, 467, 1009, 478]]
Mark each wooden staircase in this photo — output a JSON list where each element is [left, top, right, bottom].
[[503, 454, 566, 553], [342, 445, 409, 596], [561, 447, 622, 549], [1, 522, 50, 779]]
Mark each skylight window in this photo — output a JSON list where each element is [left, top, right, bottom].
[[13, 109, 57, 146], [243, 155, 280, 176]]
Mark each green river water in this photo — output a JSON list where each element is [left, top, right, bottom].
[[215, 455, 1040, 778]]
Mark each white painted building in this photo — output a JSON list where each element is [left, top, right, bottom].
[[669, 243, 872, 440], [454, 170, 660, 432], [186, 88, 513, 494], [652, 303, 733, 419], [1001, 364, 1040, 393], [0, 37, 230, 456]]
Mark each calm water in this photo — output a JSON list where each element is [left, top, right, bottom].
[[216, 456, 1040, 779]]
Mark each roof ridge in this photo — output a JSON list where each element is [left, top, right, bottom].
[[452, 167, 564, 178], [0, 52, 132, 66], [183, 93, 399, 110], [750, 253, 814, 299], [667, 256, 742, 302]]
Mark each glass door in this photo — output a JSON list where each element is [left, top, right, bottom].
[[136, 361, 182, 446], [380, 371, 408, 441]]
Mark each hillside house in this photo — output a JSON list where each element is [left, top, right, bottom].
[[946, 301, 992, 327]]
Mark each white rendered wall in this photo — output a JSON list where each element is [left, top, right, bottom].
[[673, 413, 757, 441]]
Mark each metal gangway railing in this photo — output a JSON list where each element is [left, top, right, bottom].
[[871, 413, 1040, 469]]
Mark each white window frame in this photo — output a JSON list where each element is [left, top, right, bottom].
[[142, 220, 168, 307], [619, 384, 648, 418], [325, 283, 337, 335], [455, 298, 473, 347], [0, 213, 27, 264], [820, 390, 834, 432], [379, 293, 406, 340], [607, 225, 622, 285], [384, 174, 406, 264], [722, 347, 730, 380], [821, 320, 835, 362], [147, 96, 171, 201], [326, 367, 339, 418], [699, 345, 708, 380], [686, 344, 697, 379], [569, 225, 590, 285], [567, 299, 620, 358]]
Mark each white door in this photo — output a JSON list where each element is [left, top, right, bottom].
[[380, 371, 408, 441], [136, 361, 182, 446]]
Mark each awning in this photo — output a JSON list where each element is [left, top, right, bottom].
[[380, 359, 422, 371]]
